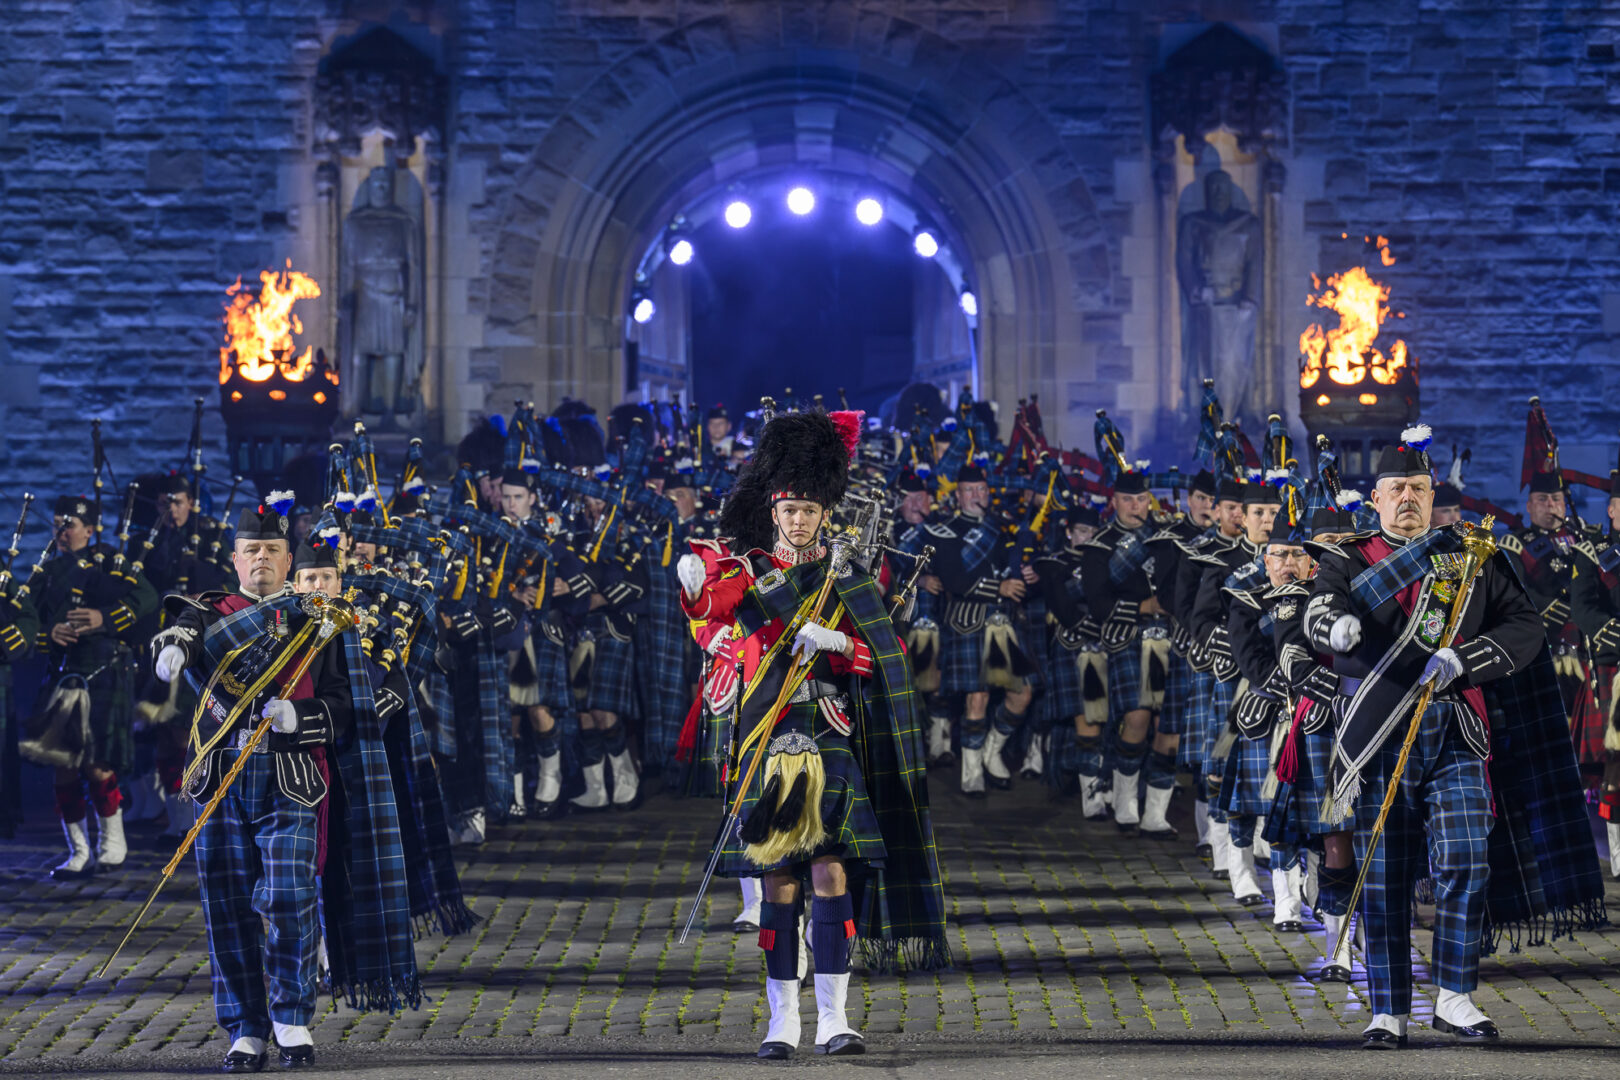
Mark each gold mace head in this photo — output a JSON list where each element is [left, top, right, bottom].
[[1460, 515, 1499, 564], [299, 590, 361, 638]]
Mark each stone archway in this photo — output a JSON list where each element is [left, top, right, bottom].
[[479, 15, 1113, 446]]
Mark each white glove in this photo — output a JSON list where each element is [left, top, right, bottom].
[[1329, 614, 1362, 653], [677, 553, 706, 600], [792, 621, 849, 661], [1422, 647, 1464, 691], [154, 644, 186, 684], [262, 698, 298, 734]]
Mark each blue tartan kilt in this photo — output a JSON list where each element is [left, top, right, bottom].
[[1179, 672, 1235, 771], [716, 703, 887, 878], [1222, 732, 1273, 817], [939, 624, 986, 695], [1043, 638, 1083, 724], [1156, 650, 1192, 736], [1105, 644, 1142, 725], [1278, 728, 1339, 837], [531, 633, 574, 715], [579, 627, 637, 718]]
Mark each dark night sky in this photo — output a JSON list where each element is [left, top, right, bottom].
[[688, 206, 915, 420]]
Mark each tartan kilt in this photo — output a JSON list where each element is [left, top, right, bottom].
[[577, 622, 636, 717], [715, 703, 887, 878], [1284, 728, 1340, 836], [1105, 644, 1142, 725], [1221, 731, 1272, 817], [1179, 671, 1235, 771], [533, 634, 574, 715], [1043, 634, 1083, 724], [63, 644, 136, 777], [939, 623, 986, 695], [1157, 650, 1192, 736]]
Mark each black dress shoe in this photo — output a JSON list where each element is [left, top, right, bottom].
[[1318, 964, 1353, 983], [222, 1049, 267, 1074], [275, 1041, 315, 1068], [1084, 809, 1111, 823], [1237, 893, 1265, 907], [1274, 920, 1304, 933], [1194, 843, 1213, 858], [531, 800, 567, 821], [1433, 1016, 1499, 1040], [1139, 825, 1178, 841], [961, 788, 987, 800], [986, 774, 1012, 791], [815, 1033, 866, 1056], [732, 917, 759, 933], [1116, 822, 1138, 836], [757, 1041, 794, 1060], [1211, 868, 1230, 881], [1362, 1029, 1407, 1050]]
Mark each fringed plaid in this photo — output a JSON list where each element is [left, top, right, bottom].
[[380, 662, 480, 937], [634, 546, 695, 771], [1480, 647, 1609, 951], [1107, 523, 1159, 586], [193, 597, 421, 1013]]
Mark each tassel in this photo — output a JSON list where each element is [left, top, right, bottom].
[[982, 619, 1026, 690], [20, 682, 92, 770], [509, 638, 540, 706], [739, 772, 782, 845], [662, 522, 673, 568], [769, 770, 810, 831], [907, 624, 940, 694], [743, 743, 827, 866], [1259, 717, 1291, 802], [1274, 698, 1308, 785], [1138, 634, 1169, 710], [1080, 651, 1108, 727], [568, 637, 595, 704]]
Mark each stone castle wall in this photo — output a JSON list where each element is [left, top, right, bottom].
[[0, 0, 1615, 527]]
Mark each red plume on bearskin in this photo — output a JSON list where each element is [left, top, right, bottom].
[[828, 410, 864, 457]]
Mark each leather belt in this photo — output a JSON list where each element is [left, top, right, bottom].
[[790, 678, 840, 704]]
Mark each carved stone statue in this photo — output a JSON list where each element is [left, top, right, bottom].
[[1176, 171, 1262, 420], [342, 164, 422, 428]]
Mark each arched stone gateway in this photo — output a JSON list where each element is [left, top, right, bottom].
[[479, 17, 1113, 447]]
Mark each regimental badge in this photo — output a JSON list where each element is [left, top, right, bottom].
[[1419, 607, 1446, 646], [757, 568, 786, 594], [1432, 578, 1456, 605], [1142, 556, 1156, 579], [1430, 553, 1465, 581], [1275, 600, 1297, 621], [1549, 557, 1567, 574]]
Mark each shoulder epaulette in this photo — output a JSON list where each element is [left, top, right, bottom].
[[1497, 533, 1525, 555]]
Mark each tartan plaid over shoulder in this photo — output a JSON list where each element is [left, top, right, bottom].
[[740, 557, 951, 974], [193, 596, 421, 1012]]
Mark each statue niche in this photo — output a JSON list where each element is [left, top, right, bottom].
[[1176, 170, 1262, 421], [341, 163, 424, 429]]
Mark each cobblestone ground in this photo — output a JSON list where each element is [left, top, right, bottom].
[[2, 779, 1618, 1076]]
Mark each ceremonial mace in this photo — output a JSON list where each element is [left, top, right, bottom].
[[1330, 518, 1498, 964], [679, 526, 857, 942], [98, 591, 361, 979]]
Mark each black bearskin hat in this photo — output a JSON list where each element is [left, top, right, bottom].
[[718, 411, 859, 553], [456, 417, 506, 476]]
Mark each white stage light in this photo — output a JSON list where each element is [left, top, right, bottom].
[[633, 297, 656, 324], [786, 187, 816, 216], [724, 201, 753, 229], [668, 239, 694, 266], [959, 291, 978, 318], [855, 198, 884, 226], [913, 230, 939, 258]]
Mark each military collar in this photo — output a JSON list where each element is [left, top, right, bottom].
[[239, 583, 294, 603], [772, 538, 825, 566], [1380, 527, 1429, 548]]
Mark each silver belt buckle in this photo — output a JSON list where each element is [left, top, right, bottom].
[[234, 728, 265, 753], [987, 610, 1012, 627]]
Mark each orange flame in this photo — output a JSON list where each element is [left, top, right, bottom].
[[220, 262, 322, 385], [1299, 237, 1407, 389]]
